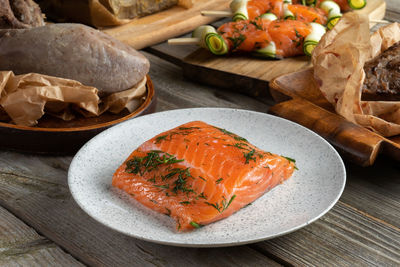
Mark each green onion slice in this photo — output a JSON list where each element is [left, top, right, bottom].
[[260, 13, 278, 21], [320, 0, 342, 30], [283, 0, 292, 3], [303, 22, 326, 56], [230, 0, 249, 21], [192, 25, 218, 49], [348, 0, 367, 9], [205, 33, 229, 55], [252, 41, 276, 58]]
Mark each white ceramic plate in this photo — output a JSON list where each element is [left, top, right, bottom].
[[68, 108, 346, 247]]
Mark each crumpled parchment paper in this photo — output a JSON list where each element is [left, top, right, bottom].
[[0, 71, 147, 126], [312, 12, 400, 137]]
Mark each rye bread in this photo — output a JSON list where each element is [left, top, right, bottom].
[[362, 41, 400, 101]]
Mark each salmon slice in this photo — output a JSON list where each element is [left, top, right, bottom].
[[288, 5, 327, 24], [218, 19, 312, 57], [247, 0, 284, 19], [112, 121, 296, 231]]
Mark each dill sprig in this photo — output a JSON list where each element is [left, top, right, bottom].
[[243, 149, 256, 164], [125, 150, 184, 175], [205, 195, 236, 213], [190, 221, 203, 228]]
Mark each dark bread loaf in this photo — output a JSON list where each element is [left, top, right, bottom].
[[0, 23, 150, 94], [362, 41, 400, 101], [37, 0, 178, 27]]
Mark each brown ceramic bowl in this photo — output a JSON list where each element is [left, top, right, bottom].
[[0, 75, 156, 154]]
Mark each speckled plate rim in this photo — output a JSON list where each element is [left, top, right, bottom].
[[68, 108, 346, 247]]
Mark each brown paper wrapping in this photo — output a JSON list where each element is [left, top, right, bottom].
[[312, 12, 400, 137], [0, 71, 147, 126]]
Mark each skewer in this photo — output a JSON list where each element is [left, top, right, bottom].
[[168, 38, 200, 45], [200, 10, 233, 17], [369, 19, 390, 24]]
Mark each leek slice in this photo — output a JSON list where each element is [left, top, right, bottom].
[[205, 33, 229, 55], [348, 0, 367, 9], [260, 13, 278, 21], [252, 41, 276, 58], [283, 4, 295, 20], [303, 22, 326, 56], [192, 25, 218, 49], [320, 1, 342, 30], [230, 0, 249, 21]]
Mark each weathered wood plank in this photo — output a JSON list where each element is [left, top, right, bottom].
[[0, 53, 280, 267], [340, 158, 400, 228], [0, 206, 83, 267], [0, 157, 280, 266], [252, 201, 400, 266], [0, 41, 398, 267]]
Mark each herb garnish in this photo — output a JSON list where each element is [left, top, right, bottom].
[[154, 184, 169, 189], [228, 34, 246, 50], [198, 176, 207, 182], [250, 20, 263, 30], [190, 221, 203, 228], [125, 150, 183, 175], [216, 178, 223, 184], [155, 135, 168, 144], [165, 208, 171, 216], [198, 192, 207, 199], [234, 136, 248, 142], [180, 201, 191, 205], [282, 156, 298, 170], [243, 149, 256, 164], [205, 195, 236, 213]]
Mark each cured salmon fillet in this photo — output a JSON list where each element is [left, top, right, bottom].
[[112, 121, 296, 231]]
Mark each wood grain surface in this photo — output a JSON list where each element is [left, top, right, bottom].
[[0, 1, 399, 266], [103, 0, 231, 49], [0, 206, 82, 267], [0, 51, 399, 266]]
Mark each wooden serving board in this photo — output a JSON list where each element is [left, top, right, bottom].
[[103, 0, 231, 50], [180, 0, 386, 97], [268, 68, 400, 166]]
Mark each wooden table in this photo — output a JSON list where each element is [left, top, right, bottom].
[[1, 2, 399, 266]]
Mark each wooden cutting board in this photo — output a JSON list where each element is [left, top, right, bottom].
[[180, 0, 386, 97], [268, 68, 400, 166], [103, 0, 231, 50]]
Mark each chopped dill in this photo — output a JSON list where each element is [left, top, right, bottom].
[[154, 135, 167, 144], [198, 176, 207, 182], [180, 201, 191, 205], [125, 150, 184, 175], [190, 221, 203, 228], [165, 208, 171, 217], [205, 195, 236, 213], [198, 192, 207, 199], [154, 184, 169, 189], [234, 136, 248, 142], [216, 178, 223, 184], [243, 149, 257, 164]]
